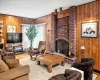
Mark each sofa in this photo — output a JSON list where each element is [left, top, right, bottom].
[[0, 56, 30, 80], [72, 58, 95, 80], [48, 69, 82, 80]]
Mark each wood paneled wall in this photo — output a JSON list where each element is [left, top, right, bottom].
[[0, 14, 35, 44], [35, 0, 100, 71], [76, 1, 100, 70]]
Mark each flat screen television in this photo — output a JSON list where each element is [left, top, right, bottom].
[[7, 33, 22, 43]]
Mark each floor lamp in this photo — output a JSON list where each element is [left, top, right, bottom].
[[81, 45, 85, 59]]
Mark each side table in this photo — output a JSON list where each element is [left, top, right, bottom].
[[65, 57, 76, 65]]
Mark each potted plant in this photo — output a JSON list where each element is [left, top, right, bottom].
[[26, 25, 38, 48]]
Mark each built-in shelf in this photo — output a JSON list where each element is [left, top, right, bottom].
[[0, 20, 3, 42]]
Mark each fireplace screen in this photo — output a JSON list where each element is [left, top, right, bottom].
[[55, 39, 69, 56]]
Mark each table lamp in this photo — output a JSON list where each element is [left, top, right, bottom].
[[2, 39, 4, 43], [81, 45, 85, 58]]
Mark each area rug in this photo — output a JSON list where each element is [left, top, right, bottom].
[[19, 57, 97, 80]]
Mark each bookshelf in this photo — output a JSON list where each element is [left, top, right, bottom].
[[0, 20, 3, 43]]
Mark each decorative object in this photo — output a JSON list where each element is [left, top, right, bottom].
[[59, 7, 62, 14], [81, 45, 85, 58], [7, 25, 16, 33], [81, 21, 98, 38], [55, 9, 57, 15], [26, 25, 38, 47]]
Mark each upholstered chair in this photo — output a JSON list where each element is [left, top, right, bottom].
[[72, 58, 95, 80], [48, 69, 81, 80], [28, 41, 46, 60], [38, 41, 46, 53]]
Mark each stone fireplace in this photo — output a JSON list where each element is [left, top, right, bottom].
[[51, 6, 76, 56], [55, 16, 69, 56]]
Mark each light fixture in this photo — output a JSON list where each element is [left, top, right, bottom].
[[48, 29, 52, 32]]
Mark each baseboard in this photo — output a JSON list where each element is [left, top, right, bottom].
[[93, 69, 100, 73]]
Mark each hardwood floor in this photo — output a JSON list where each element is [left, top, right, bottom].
[[15, 53, 29, 59], [16, 53, 100, 80]]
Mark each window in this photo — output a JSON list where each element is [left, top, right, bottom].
[[22, 24, 46, 50]]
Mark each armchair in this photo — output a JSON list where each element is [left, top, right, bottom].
[[37, 41, 46, 53], [72, 58, 95, 80], [28, 41, 46, 60], [49, 69, 81, 80]]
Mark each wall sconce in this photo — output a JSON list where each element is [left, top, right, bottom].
[[48, 29, 52, 32]]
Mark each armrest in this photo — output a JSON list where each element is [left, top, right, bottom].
[[34, 48, 38, 50], [0, 65, 30, 80]]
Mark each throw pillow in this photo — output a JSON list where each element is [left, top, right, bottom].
[[4, 59, 19, 69], [0, 59, 9, 73]]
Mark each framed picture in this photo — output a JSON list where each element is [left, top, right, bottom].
[[81, 21, 98, 38], [7, 25, 16, 33]]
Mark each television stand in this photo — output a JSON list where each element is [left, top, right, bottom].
[[6, 43, 23, 55]]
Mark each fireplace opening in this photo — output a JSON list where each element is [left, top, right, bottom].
[[55, 39, 69, 56]]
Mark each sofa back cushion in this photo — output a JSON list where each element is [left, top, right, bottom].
[[0, 59, 9, 72]]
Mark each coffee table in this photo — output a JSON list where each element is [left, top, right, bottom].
[[37, 54, 65, 73]]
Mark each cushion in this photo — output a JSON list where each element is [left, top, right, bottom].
[[4, 59, 19, 69], [0, 59, 9, 73]]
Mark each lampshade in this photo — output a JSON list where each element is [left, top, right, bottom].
[[2, 39, 4, 43], [81, 45, 85, 50]]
